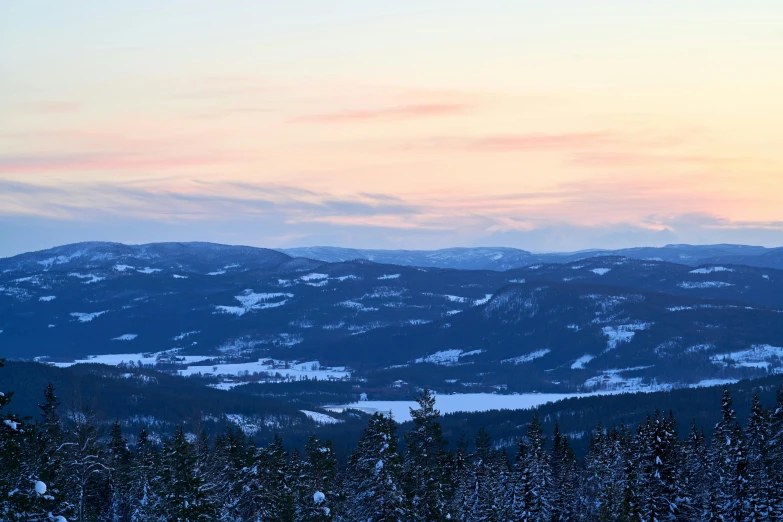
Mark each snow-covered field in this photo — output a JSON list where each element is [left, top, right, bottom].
[[300, 410, 344, 425], [501, 349, 550, 365], [177, 359, 351, 380], [711, 344, 783, 369], [329, 392, 601, 423], [52, 351, 212, 368]]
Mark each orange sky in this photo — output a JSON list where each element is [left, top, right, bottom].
[[1, 1, 782, 255]]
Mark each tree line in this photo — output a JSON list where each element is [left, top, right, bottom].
[[2, 359, 783, 521]]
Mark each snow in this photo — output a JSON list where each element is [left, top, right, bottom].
[[136, 267, 161, 274], [331, 392, 614, 423], [678, 281, 735, 289], [4, 419, 19, 431], [177, 359, 351, 380], [602, 322, 650, 350], [335, 274, 359, 281], [53, 350, 212, 368], [591, 268, 611, 276], [690, 266, 734, 274], [377, 273, 401, 280], [214, 291, 293, 316], [300, 410, 344, 424], [501, 349, 551, 364], [692, 378, 739, 388], [39, 295, 56, 302], [35, 481, 46, 495], [113, 264, 134, 271], [207, 270, 226, 275], [314, 491, 325, 504], [38, 250, 85, 269], [338, 300, 378, 312], [300, 273, 328, 281], [445, 309, 462, 316], [414, 349, 482, 365], [508, 279, 526, 283], [68, 272, 105, 284], [173, 331, 199, 341], [70, 311, 108, 323], [112, 334, 138, 341], [711, 344, 783, 370], [473, 293, 493, 306], [762, 274, 770, 280], [571, 354, 595, 369], [173, 274, 188, 279]]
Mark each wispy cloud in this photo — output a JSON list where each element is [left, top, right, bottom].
[[294, 103, 468, 123], [0, 152, 242, 175]]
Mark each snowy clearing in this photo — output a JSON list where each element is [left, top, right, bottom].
[[414, 349, 483, 365], [177, 359, 351, 380], [571, 354, 595, 369], [678, 281, 735, 289], [68, 273, 105, 284], [300, 273, 328, 281], [300, 410, 344, 425], [39, 295, 56, 302], [710, 345, 783, 370], [112, 334, 138, 341], [591, 268, 611, 276], [215, 291, 293, 316], [137, 267, 161, 274], [377, 273, 401, 280], [602, 323, 651, 350], [690, 266, 734, 274], [70, 311, 108, 323], [501, 349, 551, 365], [52, 350, 212, 368]]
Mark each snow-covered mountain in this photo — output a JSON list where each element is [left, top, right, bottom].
[[279, 244, 783, 271]]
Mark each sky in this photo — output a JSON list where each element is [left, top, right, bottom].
[[2, 1, 783, 257]]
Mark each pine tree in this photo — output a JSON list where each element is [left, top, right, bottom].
[[159, 425, 211, 520], [768, 387, 783, 519], [550, 423, 578, 521], [128, 428, 159, 522], [296, 435, 339, 521], [709, 387, 749, 521], [744, 394, 771, 522], [105, 421, 131, 521], [403, 389, 452, 522], [345, 412, 407, 522]]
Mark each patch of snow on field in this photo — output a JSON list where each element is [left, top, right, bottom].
[[174, 331, 199, 341], [473, 294, 493, 306], [710, 345, 783, 370], [52, 350, 212, 368], [70, 311, 108, 323], [335, 275, 359, 281], [137, 267, 161, 274], [414, 350, 468, 365], [692, 378, 739, 388], [678, 281, 735, 289], [215, 290, 293, 316], [300, 273, 328, 281], [690, 266, 734, 274], [331, 392, 613, 423], [173, 274, 188, 279], [571, 354, 595, 369], [178, 359, 351, 380], [602, 323, 651, 350], [378, 273, 401, 280], [502, 349, 551, 364], [207, 269, 226, 275], [445, 309, 462, 316], [762, 275, 770, 280], [68, 273, 105, 284], [508, 279, 526, 283], [39, 296, 56, 302], [591, 268, 611, 276], [113, 264, 134, 272], [112, 334, 138, 341], [338, 300, 378, 312], [300, 410, 344, 425]]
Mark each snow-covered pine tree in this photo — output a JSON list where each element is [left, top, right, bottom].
[[744, 394, 771, 522], [450, 433, 473, 522], [159, 425, 215, 520], [550, 422, 578, 521], [128, 427, 158, 522], [105, 421, 131, 521], [512, 415, 552, 522], [403, 389, 452, 522], [678, 421, 708, 520], [768, 387, 783, 519], [709, 386, 749, 521], [345, 412, 407, 522], [296, 435, 339, 521]]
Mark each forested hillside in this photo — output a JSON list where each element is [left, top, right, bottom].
[[3, 357, 783, 521]]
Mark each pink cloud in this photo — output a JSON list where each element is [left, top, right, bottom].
[[294, 103, 467, 123]]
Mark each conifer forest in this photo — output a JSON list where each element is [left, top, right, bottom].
[[2, 360, 783, 521]]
